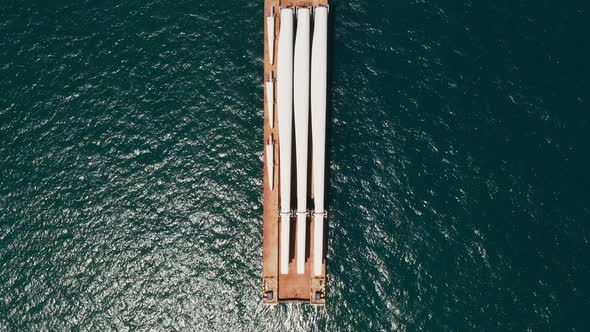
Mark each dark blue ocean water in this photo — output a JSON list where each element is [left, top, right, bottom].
[[1, 0, 589, 331]]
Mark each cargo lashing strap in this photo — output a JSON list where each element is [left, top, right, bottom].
[[313, 210, 328, 218], [278, 211, 293, 217], [295, 210, 310, 217], [279, 211, 327, 218]]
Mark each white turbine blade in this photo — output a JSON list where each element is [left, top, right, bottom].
[[280, 213, 290, 274], [296, 213, 306, 274], [266, 139, 274, 190], [277, 8, 294, 275], [266, 8, 275, 65], [294, 7, 311, 275], [311, 6, 328, 277], [266, 79, 274, 129], [313, 217, 324, 275]]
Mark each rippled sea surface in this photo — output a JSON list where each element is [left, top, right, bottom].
[[1, 1, 589, 331]]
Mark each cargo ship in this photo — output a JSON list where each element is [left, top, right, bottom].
[[262, 0, 329, 305]]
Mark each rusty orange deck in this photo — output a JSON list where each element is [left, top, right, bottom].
[[262, 0, 329, 305]]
